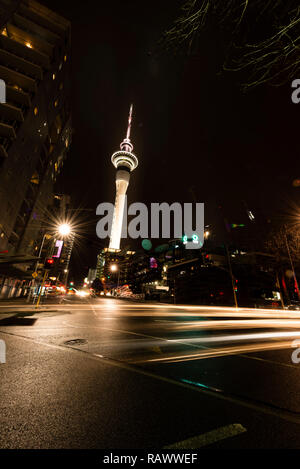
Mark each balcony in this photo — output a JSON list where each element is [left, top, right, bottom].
[[0, 48, 43, 80], [0, 122, 16, 139], [0, 34, 50, 69], [13, 13, 60, 45], [23, 1, 70, 34], [7, 23, 54, 57], [0, 64, 37, 92], [0, 102, 24, 122], [6, 85, 31, 107]]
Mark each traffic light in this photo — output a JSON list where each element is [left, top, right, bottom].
[[44, 258, 55, 270], [182, 234, 201, 247]]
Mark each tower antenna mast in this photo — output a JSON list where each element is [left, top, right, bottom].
[[126, 104, 133, 141]]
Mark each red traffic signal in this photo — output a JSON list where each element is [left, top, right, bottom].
[[44, 258, 55, 269]]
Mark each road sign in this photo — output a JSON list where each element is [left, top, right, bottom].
[[32, 272, 38, 278]]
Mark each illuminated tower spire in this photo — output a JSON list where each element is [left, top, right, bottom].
[[109, 105, 138, 250], [126, 104, 133, 140]]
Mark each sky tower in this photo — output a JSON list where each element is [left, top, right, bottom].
[[109, 105, 138, 250]]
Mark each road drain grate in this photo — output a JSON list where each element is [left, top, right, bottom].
[[64, 339, 88, 346]]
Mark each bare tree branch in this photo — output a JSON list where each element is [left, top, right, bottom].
[[160, 0, 300, 91]]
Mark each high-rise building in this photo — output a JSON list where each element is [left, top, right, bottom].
[[109, 104, 138, 250], [0, 0, 71, 256], [0, 0, 71, 297], [96, 247, 135, 289]]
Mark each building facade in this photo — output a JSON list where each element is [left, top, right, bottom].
[[0, 0, 71, 297]]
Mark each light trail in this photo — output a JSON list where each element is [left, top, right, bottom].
[[153, 319, 300, 330], [131, 340, 296, 364], [167, 330, 300, 344]]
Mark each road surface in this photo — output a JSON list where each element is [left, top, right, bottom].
[[1, 296, 300, 448]]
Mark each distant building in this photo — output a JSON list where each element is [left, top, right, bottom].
[[87, 268, 97, 283], [0, 0, 71, 297], [96, 248, 135, 289]]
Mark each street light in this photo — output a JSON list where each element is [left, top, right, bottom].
[[58, 223, 71, 236], [36, 223, 73, 299], [110, 264, 120, 292]]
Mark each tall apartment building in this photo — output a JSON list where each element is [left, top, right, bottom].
[[0, 0, 71, 296]]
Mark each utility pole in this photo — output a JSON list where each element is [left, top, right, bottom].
[[27, 233, 49, 303], [276, 272, 285, 309], [35, 269, 49, 308], [225, 244, 238, 309], [284, 226, 300, 301]]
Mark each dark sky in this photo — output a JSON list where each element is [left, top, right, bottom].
[[41, 0, 299, 281]]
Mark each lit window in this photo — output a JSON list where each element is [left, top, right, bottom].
[[30, 172, 39, 185], [52, 73, 56, 80], [34, 107, 38, 116], [59, 63, 62, 71], [64, 55, 67, 62], [54, 99, 58, 107]]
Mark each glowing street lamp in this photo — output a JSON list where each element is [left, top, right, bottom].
[[58, 223, 71, 236], [110, 264, 120, 290]]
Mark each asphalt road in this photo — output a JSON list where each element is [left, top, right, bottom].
[[1, 296, 300, 449]]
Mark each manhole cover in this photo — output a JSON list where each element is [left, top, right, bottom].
[[64, 339, 88, 346]]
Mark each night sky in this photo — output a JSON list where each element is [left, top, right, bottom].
[[41, 0, 299, 281]]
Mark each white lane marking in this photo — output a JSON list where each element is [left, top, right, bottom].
[[164, 423, 247, 449]]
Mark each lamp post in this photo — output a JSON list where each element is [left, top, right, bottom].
[[284, 226, 300, 302], [110, 264, 120, 292], [56, 223, 73, 287], [31, 222, 73, 305], [27, 233, 49, 302]]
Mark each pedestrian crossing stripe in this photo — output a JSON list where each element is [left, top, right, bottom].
[[164, 423, 247, 449]]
